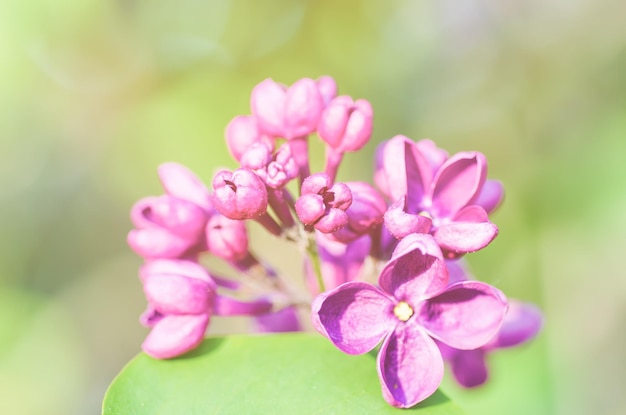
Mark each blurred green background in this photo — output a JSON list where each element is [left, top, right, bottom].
[[1, 0, 625, 414]]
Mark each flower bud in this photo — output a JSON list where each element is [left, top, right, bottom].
[[212, 168, 268, 220], [251, 78, 323, 140], [225, 115, 273, 162], [318, 96, 373, 152]]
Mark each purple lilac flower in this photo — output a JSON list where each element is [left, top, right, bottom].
[[312, 233, 507, 408], [376, 135, 502, 257], [437, 260, 543, 388]]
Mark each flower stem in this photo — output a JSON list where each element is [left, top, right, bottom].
[[306, 240, 326, 293]]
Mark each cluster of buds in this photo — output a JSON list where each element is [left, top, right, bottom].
[[127, 76, 542, 408]]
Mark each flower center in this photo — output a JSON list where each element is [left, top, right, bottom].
[[393, 301, 414, 322]]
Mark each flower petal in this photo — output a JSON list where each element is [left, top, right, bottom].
[[474, 179, 504, 214], [378, 233, 448, 302], [433, 217, 498, 254], [378, 323, 444, 408], [449, 348, 488, 388], [377, 136, 431, 204], [143, 273, 213, 315], [158, 162, 212, 211], [142, 314, 209, 359], [127, 228, 191, 259], [419, 281, 507, 349], [213, 296, 273, 316], [312, 282, 395, 355], [431, 152, 487, 218], [139, 259, 214, 284], [252, 306, 302, 333], [486, 300, 543, 349]]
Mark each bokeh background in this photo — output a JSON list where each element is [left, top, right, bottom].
[[2, 0, 625, 414]]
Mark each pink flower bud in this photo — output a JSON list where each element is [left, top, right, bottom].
[[205, 213, 249, 262], [212, 168, 268, 220], [240, 142, 273, 182], [158, 162, 212, 212], [250, 78, 323, 140], [225, 115, 273, 162], [266, 144, 298, 189], [296, 173, 352, 233], [330, 181, 387, 243], [318, 96, 373, 152], [317, 75, 337, 106]]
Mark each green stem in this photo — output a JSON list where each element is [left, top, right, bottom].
[[306, 242, 326, 293]]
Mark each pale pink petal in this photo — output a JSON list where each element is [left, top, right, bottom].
[[431, 152, 487, 218], [139, 259, 214, 284], [127, 228, 191, 259], [312, 282, 395, 355], [205, 213, 249, 262], [378, 323, 444, 408], [251, 78, 286, 137], [143, 273, 213, 315], [378, 234, 448, 303], [419, 281, 507, 350], [433, 220, 498, 254], [158, 163, 212, 211], [383, 197, 432, 239], [142, 314, 209, 359], [284, 78, 323, 139]]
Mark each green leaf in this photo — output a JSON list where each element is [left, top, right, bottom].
[[103, 333, 464, 414]]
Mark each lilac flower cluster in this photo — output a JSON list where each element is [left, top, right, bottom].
[[128, 76, 542, 408]]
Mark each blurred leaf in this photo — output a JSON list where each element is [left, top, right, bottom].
[[103, 333, 463, 414]]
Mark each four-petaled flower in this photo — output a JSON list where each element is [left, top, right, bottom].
[[312, 233, 508, 407]]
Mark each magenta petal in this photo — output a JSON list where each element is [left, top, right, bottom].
[[378, 323, 444, 408], [127, 228, 190, 259], [379, 234, 448, 302], [383, 197, 432, 239], [419, 281, 507, 350], [143, 274, 213, 315], [205, 213, 249, 262], [142, 314, 209, 359], [312, 282, 395, 354], [450, 348, 488, 388], [253, 306, 302, 333], [213, 295, 273, 316], [251, 78, 286, 137], [474, 179, 504, 214], [139, 259, 214, 284], [158, 163, 212, 211], [433, 220, 498, 254], [487, 300, 543, 349], [284, 78, 323, 139], [315, 208, 348, 233], [379, 136, 431, 204], [431, 152, 487, 218]]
